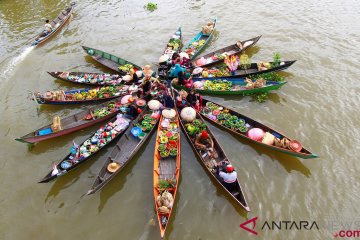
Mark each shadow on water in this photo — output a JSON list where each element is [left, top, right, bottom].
[[96, 141, 151, 214], [44, 161, 89, 203], [44, 141, 120, 203], [244, 46, 260, 59]]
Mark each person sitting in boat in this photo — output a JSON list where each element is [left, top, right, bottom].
[[169, 64, 185, 79], [125, 102, 140, 119], [163, 90, 175, 109], [139, 75, 152, 98], [164, 45, 175, 59], [171, 52, 181, 65], [142, 65, 156, 78], [216, 163, 237, 192], [179, 52, 191, 68], [36, 20, 53, 40], [122, 69, 139, 84], [175, 90, 188, 109], [202, 21, 214, 35], [186, 90, 203, 111], [195, 130, 214, 157]]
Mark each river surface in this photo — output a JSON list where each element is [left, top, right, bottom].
[[1, 0, 360, 239]]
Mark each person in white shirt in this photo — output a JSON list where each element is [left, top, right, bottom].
[[44, 20, 53, 33], [36, 20, 53, 40], [216, 163, 237, 192]]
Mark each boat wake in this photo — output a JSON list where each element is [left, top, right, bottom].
[[0, 46, 35, 82]]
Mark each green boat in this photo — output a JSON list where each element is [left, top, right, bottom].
[[172, 77, 287, 95], [82, 46, 142, 74], [182, 18, 217, 60], [200, 98, 318, 159]]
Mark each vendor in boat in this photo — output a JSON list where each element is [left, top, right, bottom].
[[36, 20, 53, 40], [186, 89, 202, 111], [163, 90, 175, 109], [216, 163, 237, 192], [141, 65, 156, 78], [125, 102, 140, 119], [139, 75, 152, 98], [123, 69, 139, 83], [169, 64, 185, 78], [195, 130, 214, 157], [171, 52, 181, 65], [179, 52, 191, 68], [175, 89, 188, 109]]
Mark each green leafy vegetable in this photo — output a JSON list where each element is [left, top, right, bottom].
[[144, 2, 157, 12]]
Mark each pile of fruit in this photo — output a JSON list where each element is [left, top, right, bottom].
[[202, 67, 231, 78], [118, 64, 134, 73], [136, 115, 156, 132], [185, 39, 206, 57], [184, 119, 207, 136], [202, 79, 232, 91], [168, 38, 182, 51], [202, 102, 250, 133], [158, 121, 179, 158]]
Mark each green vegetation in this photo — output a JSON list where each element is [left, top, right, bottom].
[[251, 72, 285, 82], [271, 52, 282, 67], [144, 2, 157, 12]]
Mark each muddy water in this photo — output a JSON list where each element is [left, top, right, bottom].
[[0, 0, 360, 239]]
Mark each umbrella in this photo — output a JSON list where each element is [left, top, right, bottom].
[[180, 107, 196, 122]]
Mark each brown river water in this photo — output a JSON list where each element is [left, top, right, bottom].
[[1, 0, 360, 239]]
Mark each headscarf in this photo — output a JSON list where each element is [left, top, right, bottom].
[[169, 64, 185, 78]]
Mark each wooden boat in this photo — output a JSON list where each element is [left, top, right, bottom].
[[82, 46, 142, 74], [32, 3, 75, 46], [153, 108, 181, 238], [39, 114, 133, 183], [32, 85, 130, 105], [87, 107, 159, 195], [182, 18, 217, 60], [192, 60, 296, 79], [172, 89, 250, 211], [172, 77, 287, 95], [16, 101, 124, 144], [200, 98, 318, 159], [47, 71, 124, 86], [158, 27, 183, 78], [162, 27, 183, 57], [192, 35, 261, 68]]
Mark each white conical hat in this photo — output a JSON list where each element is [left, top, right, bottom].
[[159, 54, 170, 63]]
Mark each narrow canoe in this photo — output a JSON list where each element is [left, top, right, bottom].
[[192, 35, 261, 68], [154, 109, 181, 238], [200, 98, 318, 159], [32, 3, 75, 46], [158, 27, 183, 78], [48, 71, 124, 86], [82, 46, 142, 74], [162, 27, 183, 57], [39, 115, 133, 183], [173, 89, 250, 211], [193, 60, 296, 79], [173, 78, 287, 95], [15, 101, 123, 144], [183, 18, 217, 60], [87, 107, 159, 195], [32, 85, 130, 105]]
